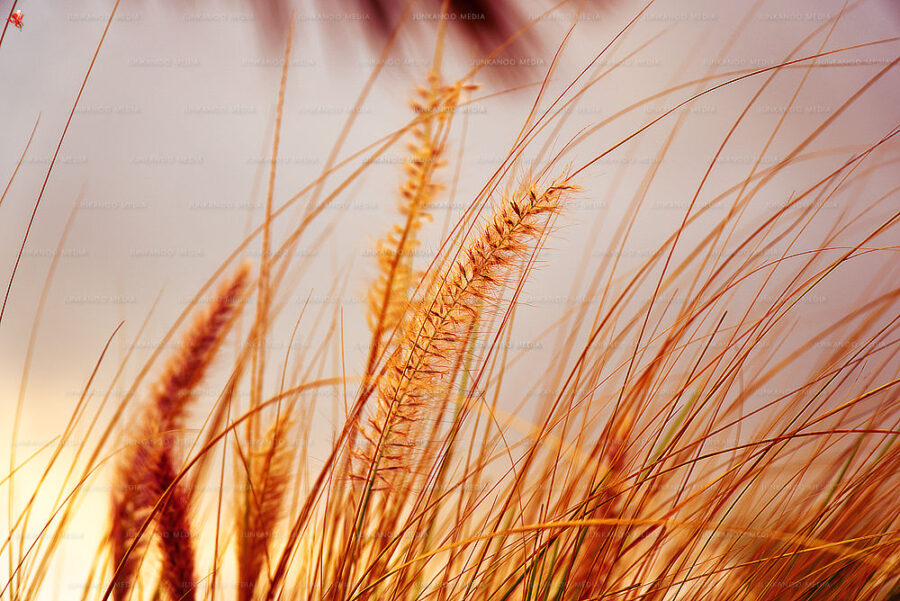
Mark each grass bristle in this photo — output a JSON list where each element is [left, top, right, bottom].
[[109, 264, 249, 600], [357, 179, 577, 488], [367, 75, 475, 353], [237, 411, 295, 601]]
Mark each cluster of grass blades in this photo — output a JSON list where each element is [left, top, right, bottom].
[[2, 1, 899, 600]]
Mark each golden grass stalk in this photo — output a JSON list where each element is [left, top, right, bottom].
[[367, 75, 475, 352], [565, 417, 633, 599], [151, 451, 196, 601], [237, 411, 295, 601], [358, 178, 577, 488], [109, 264, 250, 601]]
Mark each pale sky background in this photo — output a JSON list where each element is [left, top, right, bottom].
[[1, 0, 898, 597]]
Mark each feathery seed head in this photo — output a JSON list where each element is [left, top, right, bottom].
[[109, 264, 250, 601], [359, 178, 576, 488]]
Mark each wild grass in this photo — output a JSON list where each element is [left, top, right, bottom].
[[1, 1, 899, 600], [109, 265, 249, 601]]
